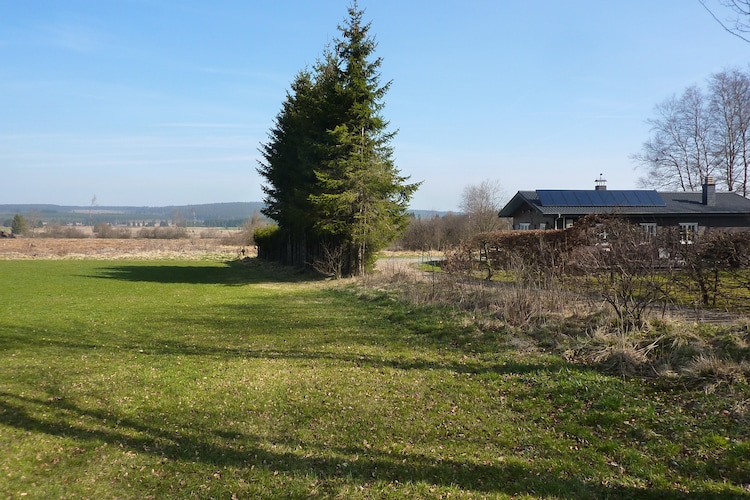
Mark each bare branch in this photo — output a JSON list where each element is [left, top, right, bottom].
[[699, 0, 750, 43]]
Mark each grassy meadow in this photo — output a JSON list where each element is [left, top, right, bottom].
[[0, 258, 748, 498]]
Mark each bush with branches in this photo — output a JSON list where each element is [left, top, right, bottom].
[[674, 228, 750, 308], [94, 223, 131, 239], [567, 217, 680, 331], [445, 222, 587, 283], [137, 226, 188, 239], [220, 212, 269, 246], [443, 214, 750, 329], [40, 223, 88, 239], [395, 213, 468, 251]]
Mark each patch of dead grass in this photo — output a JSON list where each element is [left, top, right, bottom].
[[0, 237, 250, 260]]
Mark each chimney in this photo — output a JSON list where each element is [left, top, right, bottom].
[[702, 176, 716, 206], [595, 173, 607, 191]]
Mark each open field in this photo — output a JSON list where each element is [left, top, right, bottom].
[[0, 254, 749, 498], [0, 236, 244, 261]]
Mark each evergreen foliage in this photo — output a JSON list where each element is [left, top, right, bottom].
[[11, 214, 28, 235], [257, 3, 419, 276]]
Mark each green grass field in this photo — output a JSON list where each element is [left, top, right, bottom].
[[0, 259, 748, 498]]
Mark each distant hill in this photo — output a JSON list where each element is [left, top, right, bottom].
[[0, 202, 266, 227], [0, 203, 454, 228]]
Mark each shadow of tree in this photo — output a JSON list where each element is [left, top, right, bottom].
[[0, 390, 730, 499], [0, 322, 576, 381], [88, 258, 323, 286]]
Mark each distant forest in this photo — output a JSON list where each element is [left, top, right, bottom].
[[1, 202, 447, 228], [0, 202, 266, 228]]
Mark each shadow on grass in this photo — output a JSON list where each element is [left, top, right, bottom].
[[0, 321, 574, 380], [0, 390, 736, 499], [142, 343, 575, 378], [90, 258, 324, 285]]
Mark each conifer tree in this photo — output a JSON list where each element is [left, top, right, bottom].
[[257, 71, 318, 263], [257, 2, 419, 276], [11, 214, 28, 235]]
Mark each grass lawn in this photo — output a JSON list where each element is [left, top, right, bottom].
[[0, 258, 748, 499]]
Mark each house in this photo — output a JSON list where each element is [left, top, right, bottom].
[[498, 177, 750, 239]]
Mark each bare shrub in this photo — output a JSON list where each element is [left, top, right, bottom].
[[137, 226, 188, 239], [312, 242, 345, 278], [220, 212, 269, 246], [40, 223, 88, 238], [441, 241, 478, 276], [490, 286, 541, 327], [94, 223, 131, 239], [454, 223, 588, 285], [445, 218, 750, 329], [220, 231, 252, 246], [200, 229, 221, 239], [673, 229, 750, 308], [395, 212, 469, 251], [369, 259, 582, 329], [459, 179, 508, 234], [568, 217, 678, 332]]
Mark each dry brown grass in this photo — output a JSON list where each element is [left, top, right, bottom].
[[681, 355, 750, 392], [368, 257, 750, 387], [370, 255, 588, 329], [0, 236, 249, 260], [562, 326, 658, 377]]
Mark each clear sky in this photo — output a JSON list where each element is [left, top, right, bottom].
[[1, 1, 747, 211]]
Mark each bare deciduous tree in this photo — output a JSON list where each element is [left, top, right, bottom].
[[396, 212, 470, 251], [635, 87, 715, 191], [700, 0, 750, 43], [709, 69, 750, 196], [635, 69, 750, 195], [458, 179, 509, 234]]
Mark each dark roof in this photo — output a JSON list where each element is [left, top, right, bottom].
[[537, 189, 665, 207], [498, 189, 750, 218]]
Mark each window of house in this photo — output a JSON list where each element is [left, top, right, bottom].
[[539, 222, 547, 230], [679, 222, 698, 244], [518, 223, 531, 230], [640, 223, 657, 240]]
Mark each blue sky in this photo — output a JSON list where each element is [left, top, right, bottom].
[[1, 1, 747, 210]]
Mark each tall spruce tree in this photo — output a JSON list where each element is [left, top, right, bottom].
[[257, 3, 419, 276]]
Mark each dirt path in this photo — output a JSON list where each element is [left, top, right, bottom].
[[374, 253, 444, 279]]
